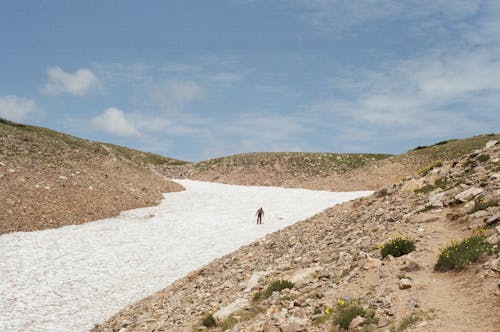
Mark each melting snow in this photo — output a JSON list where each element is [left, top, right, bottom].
[[0, 179, 372, 331]]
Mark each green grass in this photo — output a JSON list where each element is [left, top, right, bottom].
[[435, 235, 492, 271], [219, 305, 264, 331], [201, 313, 217, 328], [477, 154, 490, 162], [263, 279, 294, 298], [381, 237, 416, 258], [333, 302, 366, 329], [397, 314, 422, 331]]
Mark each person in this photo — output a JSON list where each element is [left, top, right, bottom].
[[256, 207, 264, 224]]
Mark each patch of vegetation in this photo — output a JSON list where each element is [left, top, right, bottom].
[[263, 279, 294, 298], [435, 234, 492, 271], [219, 316, 238, 331], [476, 154, 490, 162], [201, 313, 217, 328], [468, 198, 499, 214], [193, 152, 392, 175], [252, 291, 262, 302], [414, 185, 437, 194], [333, 301, 366, 329], [381, 237, 416, 258], [397, 314, 422, 331], [414, 176, 457, 194], [404, 134, 500, 169], [419, 160, 443, 176], [219, 305, 264, 331], [312, 307, 334, 325]]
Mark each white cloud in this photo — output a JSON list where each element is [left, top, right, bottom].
[[314, 46, 500, 140], [41, 67, 99, 96], [0, 96, 40, 122], [91, 107, 141, 137]]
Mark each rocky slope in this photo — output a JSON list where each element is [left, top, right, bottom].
[[0, 119, 185, 234], [159, 135, 500, 191], [95, 140, 500, 332]]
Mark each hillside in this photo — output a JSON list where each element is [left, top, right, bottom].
[[160, 135, 500, 191], [95, 139, 500, 331], [0, 118, 186, 234]]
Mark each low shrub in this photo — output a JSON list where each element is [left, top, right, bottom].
[[263, 279, 294, 298], [333, 301, 366, 329], [434, 235, 492, 271], [477, 154, 490, 162], [201, 313, 217, 328], [381, 237, 416, 258]]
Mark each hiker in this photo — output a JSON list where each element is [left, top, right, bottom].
[[256, 207, 264, 224]]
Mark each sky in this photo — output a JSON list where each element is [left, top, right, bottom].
[[1, 0, 499, 162]]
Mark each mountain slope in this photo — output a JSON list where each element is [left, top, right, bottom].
[[160, 134, 500, 191], [95, 139, 500, 331], [0, 118, 185, 234]]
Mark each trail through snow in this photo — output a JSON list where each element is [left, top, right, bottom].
[[0, 180, 372, 331]]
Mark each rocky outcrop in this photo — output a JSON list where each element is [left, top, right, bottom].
[[94, 140, 500, 331]]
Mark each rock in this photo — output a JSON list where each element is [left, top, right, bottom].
[[362, 257, 382, 270], [408, 298, 420, 309], [0, 161, 5, 166], [428, 190, 446, 207], [8, 168, 16, 173], [402, 178, 425, 193], [486, 211, 500, 225], [213, 297, 249, 321], [263, 322, 281, 332], [59, 175, 68, 180], [470, 210, 490, 220], [378, 317, 390, 327], [490, 258, 500, 272], [485, 140, 499, 148], [0, 172, 4, 178], [398, 278, 412, 290], [455, 187, 484, 202], [400, 261, 422, 272], [349, 315, 366, 329]]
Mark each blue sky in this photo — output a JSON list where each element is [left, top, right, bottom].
[[1, 0, 499, 161]]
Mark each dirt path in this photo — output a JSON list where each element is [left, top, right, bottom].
[[396, 211, 499, 331]]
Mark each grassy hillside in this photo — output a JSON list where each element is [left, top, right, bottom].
[[193, 152, 392, 176], [0, 118, 186, 167], [397, 134, 500, 166], [0, 118, 184, 234]]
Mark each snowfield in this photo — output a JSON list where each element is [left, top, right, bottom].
[[0, 180, 372, 332]]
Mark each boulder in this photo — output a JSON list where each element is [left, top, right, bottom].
[[349, 315, 366, 329], [485, 140, 499, 148], [398, 278, 412, 290], [455, 187, 484, 202], [486, 211, 500, 225], [402, 178, 426, 193]]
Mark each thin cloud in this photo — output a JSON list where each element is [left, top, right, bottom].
[[91, 107, 141, 137], [314, 46, 500, 141], [152, 80, 204, 112], [41, 67, 99, 96], [0, 95, 40, 122]]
